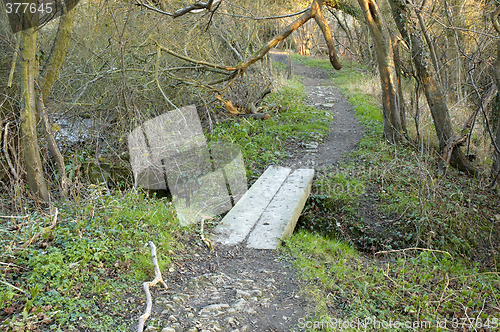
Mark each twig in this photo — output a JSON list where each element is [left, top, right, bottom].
[[0, 261, 28, 270], [37, 96, 69, 199], [200, 216, 214, 251], [375, 247, 454, 265], [0, 279, 25, 293], [0, 215, 28, 219], [20, 208, 58, 249], [137, 241, 168, 332], [156, 43, 234, 71], [219, 8, 309, 20]]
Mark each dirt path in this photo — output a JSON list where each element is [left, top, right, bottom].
[[139, 55, 363, 332], [272, 52, 363, 170]]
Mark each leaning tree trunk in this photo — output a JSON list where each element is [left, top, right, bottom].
[[358, 0, 405, 143], [390, 0, 474, 174], [21, 27, 50, 201], [491, 6, 500, 183]]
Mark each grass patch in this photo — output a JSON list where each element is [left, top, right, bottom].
[[0, 189, 187, 330], [285, 231, 500, 331], [210, 79, 333, 179]]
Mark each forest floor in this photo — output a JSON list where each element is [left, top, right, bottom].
[[138, 53, 364, 332]]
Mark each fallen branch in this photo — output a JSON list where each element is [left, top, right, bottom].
[[20, 208, 58, 250], [313, 0, 342, 70], [137, 241, 168, 332], [153, 0, 342, 90], [0, 215, 28, 219]]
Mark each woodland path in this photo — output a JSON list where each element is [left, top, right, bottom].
[[134, 54, 363, 332]]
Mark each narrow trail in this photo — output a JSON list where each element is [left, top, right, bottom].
[[272, 52, 363, 170], [139, 55, 363, 332]]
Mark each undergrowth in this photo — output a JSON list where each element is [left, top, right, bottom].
[[297, 56, 499, 263], [284, 55, 500, 331], [285, 231, 500, 331], [0, 189, 187, 330]]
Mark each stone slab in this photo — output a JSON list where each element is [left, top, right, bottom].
[[246, 168, 315, 249], [214, 166, 292, 246]]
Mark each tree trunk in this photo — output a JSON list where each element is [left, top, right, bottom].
[[358, 0, 405, 143], [40, 7, 76, 102], [491, 6, 500, 183], [21, 27, 50, 201], [390, 0, 474, 174], [391, 33, 407, 137]]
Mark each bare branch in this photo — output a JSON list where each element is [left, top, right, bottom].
[[135, 0, 219, 18], [156, 44, 234, 72], [227, 5, 316, 72], [313, 0, 342, 70], [137, 241, 168, 332], [218, 8, 309, 21], [151, 0, 342, 92], [3, 123, 19, 181], [0, 279, 25, 294]]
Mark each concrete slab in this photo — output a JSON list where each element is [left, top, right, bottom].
[[214, 166, 292, 246], [246, 169, 315, 249]]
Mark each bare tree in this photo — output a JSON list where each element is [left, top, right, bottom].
[[139, 0, 343, 90], [15, 5, 76, 200]]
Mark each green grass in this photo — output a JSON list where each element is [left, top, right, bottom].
[[0, 189, 187, 331], [210, 79, 333, 179], [285, 231, 500, 331]]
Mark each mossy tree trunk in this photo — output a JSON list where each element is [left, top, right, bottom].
[[38, 7, 76, 199], [358, 0, 406, 143], [20, 27, 50, 201], [390, 0, 474, 174]]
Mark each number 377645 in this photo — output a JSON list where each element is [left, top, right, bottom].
[[5, 2, 53, 14]]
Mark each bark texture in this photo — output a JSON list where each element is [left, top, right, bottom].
[[21, 28, 50, 201], [358, 0, 405, 143]]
